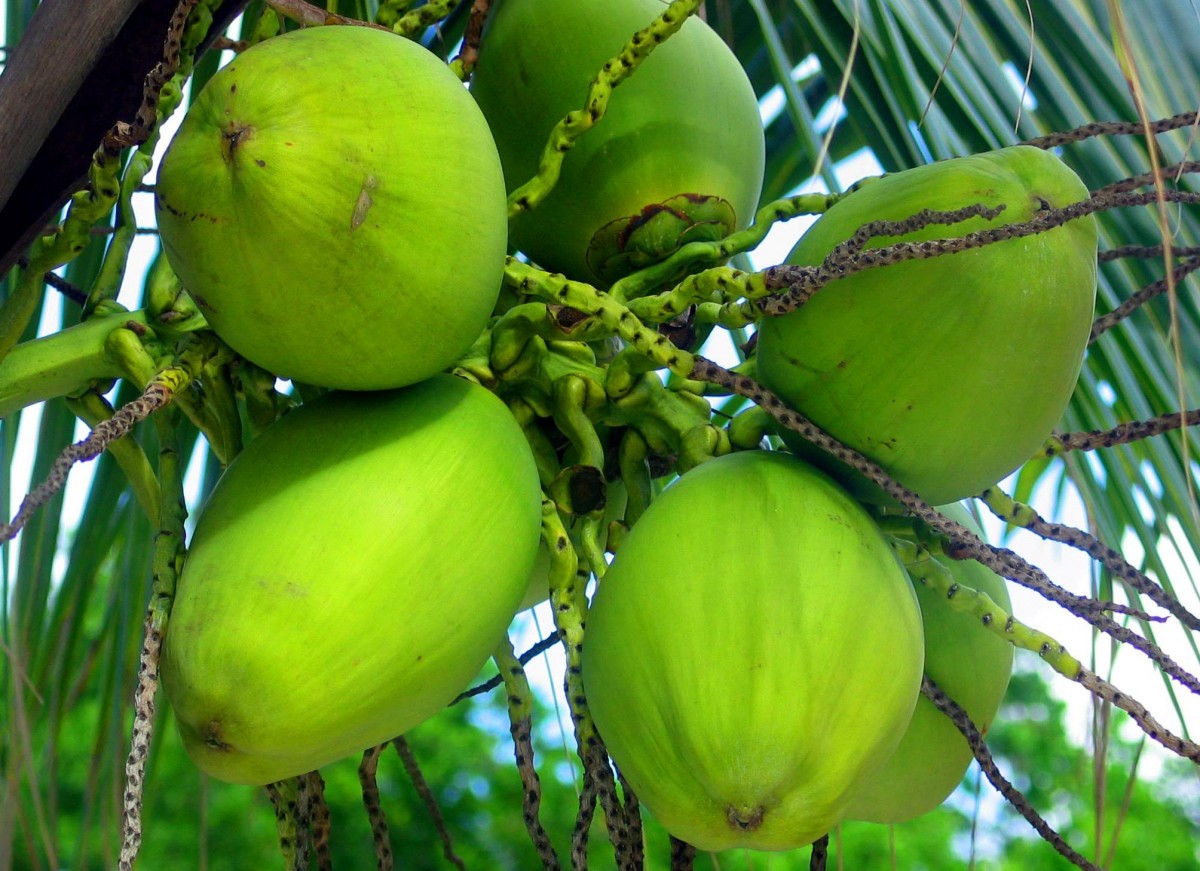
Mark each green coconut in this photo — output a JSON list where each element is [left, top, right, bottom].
[[582, 450, 924, 851], [156, 25, 508, 390], [844, 503, 1014, 823], [161, 375, 541, 785], [756, 146, 1097, 504], [470, 0, 764, 285]]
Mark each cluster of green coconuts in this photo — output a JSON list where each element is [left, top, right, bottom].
[[154, 0, 1097, 854]]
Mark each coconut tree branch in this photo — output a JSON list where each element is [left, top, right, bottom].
[[117, 404, 187, 871], [1100, 244, 1200, 261], [358, 744, 393, 871], [506, 0, 705, 218], [304, 772, 332, 871], [755, 190, 1200, 318], [452, 633, 560, 704], [1044, 410, 1200, 453], [393, 737, 467, 871], [979, 487, 1199, 631], [1020, 110, 1200, 149], [452, 0, 492, 77], [265, 778, 311, 871], [494, 637, 561, 870], [1090, 255, 1200, 342], [669, 836, 696, 870], [921, 675, 1101, 870], [1093, 160, 1200, 195], [809, 834, 829, 871]]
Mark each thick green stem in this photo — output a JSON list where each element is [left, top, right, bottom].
[[0, 310, 149, 417]]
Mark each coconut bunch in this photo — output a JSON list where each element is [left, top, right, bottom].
[[137, 0, 1107, 863]]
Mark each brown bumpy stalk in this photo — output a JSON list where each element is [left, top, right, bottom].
[[102, 0, 199, 155], [669, 836, 696, 869], [359, 744, 392, 871], [117, 406, 186, 871], [495, 637, 561, 870], [922, 676, 1102, 870], [453, 0, 492, 76], [266, 779, 311, 871], [689, 357, 1200, 706], [1099, 244, 1200, 261], [980, 487, 1199, 630], [393, 737, 466, 871], [1045, 410, 1200, 454], [1020, 110, 1200, 148], [1090, 255, 1200, 342], [756, 190, 1200, 318], [617, 770, 644, 869], [305, 771, 332, 871], [572, 770, 599, 871], [1092, 160, 1200, 195], [809, 834, 830, 871]]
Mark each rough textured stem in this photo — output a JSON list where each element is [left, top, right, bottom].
[[809, 834, 829, 871], [304, 772, 332, 871], [83, 149, 153, 318], [901, 542, 1200, 761], [980, 486, 1198, 630], [393, 737, 466, 871], [507, 0, 703, 218], [494, 636, 561, 870], [359, 744, 392, 871], [1043, 409, 1200, 454], [394, 0, 460, 36], [65, 392, 160, 528], [452, 634, 559, 704], [922, 675, 1101, 869], [752, 191, 1199, 318], [451, 0, 491, 77], [626, 266, 766, 325], [1090, 254, 1200, 342], [669, 836, 696, 870], [1020, 110, 1200, 148], [116, 405, 186, 870], [266, 778, 310, 871]]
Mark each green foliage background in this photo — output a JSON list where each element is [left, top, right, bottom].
[[2, 0, 1200, 869]]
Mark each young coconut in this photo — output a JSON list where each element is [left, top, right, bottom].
[[161, 375, 541, 785], [582, 450, 925, 852], [843, 503, 1014, 823], [756, 146, 1097, 505], [155, 25, 508, 391], [469, 0, 764, 285]]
